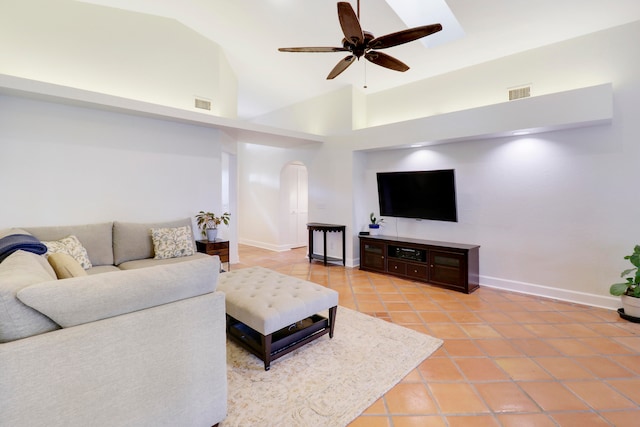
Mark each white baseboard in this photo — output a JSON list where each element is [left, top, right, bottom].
[[237, 238, 291, 252], [347, 264, 618, 310], [480, 275, 620, 311]]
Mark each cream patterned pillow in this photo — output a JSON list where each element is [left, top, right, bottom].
[[150, 225, 195, 260], [43, 235, 92, 270]]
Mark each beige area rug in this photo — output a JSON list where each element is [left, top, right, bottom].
[[221, 306, 443, 427]]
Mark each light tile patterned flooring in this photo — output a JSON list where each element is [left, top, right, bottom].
[[234, 245, 640, 426]]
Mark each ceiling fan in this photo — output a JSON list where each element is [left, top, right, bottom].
[[278, 0, 443, 80]]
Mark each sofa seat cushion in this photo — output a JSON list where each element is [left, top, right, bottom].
[[117, 252, 210, 270], [86, 265, 120, 275], [0, 250, 60, 343], [17, 256, 221, 328]]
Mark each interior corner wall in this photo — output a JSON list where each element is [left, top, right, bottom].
[[0, 94, 224, 230], [351, 87, 367, 130], [0, 0, 235, 116], [305, 141, 358, 265], [351, 151, 368, 265], [217, 51, 239, 119], [249, 87, 355, 135]]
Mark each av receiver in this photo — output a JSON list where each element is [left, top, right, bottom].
[[394, 247, 424, 261]]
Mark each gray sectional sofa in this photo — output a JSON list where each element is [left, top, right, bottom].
[[0, 218, 227, 427]]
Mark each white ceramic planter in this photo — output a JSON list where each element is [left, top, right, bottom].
[[368, 224, 380, 236], [622, 295, 640, 318], [206, 228, 218, 241]]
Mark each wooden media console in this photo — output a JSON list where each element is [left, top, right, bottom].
[[359, 235, 480, 294]]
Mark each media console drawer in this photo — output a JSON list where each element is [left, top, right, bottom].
[[359, 235, 479, 294], [387, 259, 407, 275], [406, 263, 428, 280]]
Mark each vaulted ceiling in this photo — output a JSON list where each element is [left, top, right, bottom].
[[67, 1, 640, 119]]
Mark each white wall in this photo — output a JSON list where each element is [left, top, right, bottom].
[[0, 94, 226, 237], [0, 0, 237, 117], [365, 21, 634, 128], [359, 124, 632, 308]]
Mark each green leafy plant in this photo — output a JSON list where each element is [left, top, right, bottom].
[[610, 245, 640, 297], [369, 212, 384, 225], [195, 211, 230, 237]]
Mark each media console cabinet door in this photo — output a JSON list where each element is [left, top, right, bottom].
[[429, 250, 466, 290], [361, 241, 385, 272]]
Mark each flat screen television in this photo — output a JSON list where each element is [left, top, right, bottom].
[[376, 169, 458, 222]]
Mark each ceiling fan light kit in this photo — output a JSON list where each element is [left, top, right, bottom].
[[278, 1, 442, 80]]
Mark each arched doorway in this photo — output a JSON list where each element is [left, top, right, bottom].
[[280, 162, 308, 249]]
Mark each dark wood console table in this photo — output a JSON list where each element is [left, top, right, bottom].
[[359, 235, 480, 293], [307, 223, 346, 266]]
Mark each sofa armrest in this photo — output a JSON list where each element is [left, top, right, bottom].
[[17, 256, 220, 328]]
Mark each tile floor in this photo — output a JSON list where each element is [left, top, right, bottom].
[[234, 244, 640, 426]]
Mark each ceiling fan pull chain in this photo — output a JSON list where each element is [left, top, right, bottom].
[[363, 60, 368, 89]]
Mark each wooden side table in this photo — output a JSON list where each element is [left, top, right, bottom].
[[306, 223, 346, 266], [196, 239, 230, 271]]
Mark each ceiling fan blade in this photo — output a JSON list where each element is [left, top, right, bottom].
[[327, 55, 356, 79], [365, 51, 409, 72], [337, 2, 364, 45], [369, 24, 443, 50], [278, 47, 349, 53]]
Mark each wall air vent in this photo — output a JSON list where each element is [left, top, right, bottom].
[[508, 86, 531, 101], [194, 97, 212, 110]]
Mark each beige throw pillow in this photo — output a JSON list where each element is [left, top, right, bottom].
[[43, 235, 92, 269], [150, 226, 195, 260], [48, 252, 88, 279]]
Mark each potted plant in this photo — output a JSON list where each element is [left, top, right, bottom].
[[195, 211, 230, 241], [369, 212, 384, 235], [610, 244, 640, 319]]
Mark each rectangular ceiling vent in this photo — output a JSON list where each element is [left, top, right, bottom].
[[194, 97, 212, 111], [508, 86, 531, 101]]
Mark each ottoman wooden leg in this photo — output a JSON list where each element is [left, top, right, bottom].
[[328, 306, 337, 338], [261, 333, 273, 371]]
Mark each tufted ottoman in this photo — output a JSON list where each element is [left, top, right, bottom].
[[217, 266, 339, 370]]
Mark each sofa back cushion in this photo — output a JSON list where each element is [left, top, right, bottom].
[[113, 218, 193, 266], [25, 222, 114, 266], [0, 250, 60, 343]]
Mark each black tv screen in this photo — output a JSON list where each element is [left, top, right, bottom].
[[377, 170, 458, 222]]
